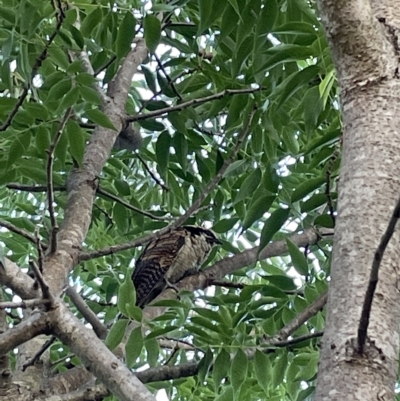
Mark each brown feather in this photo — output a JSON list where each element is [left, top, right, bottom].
[[132, 226, 221, 308]]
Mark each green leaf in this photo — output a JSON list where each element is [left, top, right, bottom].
[[314, 214, 335, 228], [145, 337, 160, 366], [46, 79, 72, 103], [253, 45, 315, 75], [223, 160, 246, 177], [7, 133, 29, 170], [272, 352, 288, 389], [231, 349, 248, 392], [58, 86, 80, 112], [118, 272, 136, 315], [262, 275, 297, 291], [142, 65, 157, 93], [254, 350, 271, 394], [104, 319, 128, 350], [125, 327, 143, 368], [66, 120, 86, 166], [156, 131, 171, 174], [213, 349, 230, 391], [276, 65, 320, 108], [234, 168, 262, 204], [143, 15, 161, 53], [198, 348, 213, 382], [212, 218, 239, 234], [116, 11, 136, 59], [286, 239, 308, 276], [258, 208, 290, 255], [242, 195, 275, 231], [81, 7, 102, 37], [172, 132, 188, 170], [79, 86, 101, 105], [215, 386, 234, 401], [86, 109, 117, 130], [291, 177, 326, 203]]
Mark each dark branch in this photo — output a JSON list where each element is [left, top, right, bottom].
[[66, 287, 108, 340], [22, 336, 56, 371], [0, 312, 52, 355], [271, 291, 328, 342], [0, 219, 47, 249], [357, 195, 400, 353], [0, 299, 49, 309], [127, 88, 261, 123], [29, 260, 54, 305], [0, 12, 65, 131], [135, 152, 169, 191], [97, 187, 169, 220]]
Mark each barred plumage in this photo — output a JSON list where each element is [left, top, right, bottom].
[[132, 226, 222, 308]]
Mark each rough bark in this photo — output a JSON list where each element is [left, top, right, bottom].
[[315, 1, 400, 400]]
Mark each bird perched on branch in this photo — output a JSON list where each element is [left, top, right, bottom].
[[132, 226, 222, 308]]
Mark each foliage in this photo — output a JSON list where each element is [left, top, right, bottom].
[[0, 0, 340, 400]]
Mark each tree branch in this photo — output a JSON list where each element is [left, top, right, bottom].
[[97, 187, 168, 221], [22, 336, 56, 371], [45, 40, 149, 296], [174, 228, 328, 295], [357, 194, 400, 353], [0, 258, 39, 299], [0, 299, 49, 309], [66, 287, 108, 340], [135, 152, 169, 191], [127, 87, 261, 123], [269, 291, 328, 342], [0, 290, 11, 388], [0, 219, 47, 249], [79, 108, 257, 262], [50, 301, 155, 401], [7, 183, 167, 221], [0, 312, 52, 356], [53, 362, 199, 401]]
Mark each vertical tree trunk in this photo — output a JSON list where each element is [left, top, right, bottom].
[[315, 2, 400, 400]]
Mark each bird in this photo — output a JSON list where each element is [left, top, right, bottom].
[[132, 226, 222, 308]]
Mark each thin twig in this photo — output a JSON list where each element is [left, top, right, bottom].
[[79, 108, 257, 262], [270, 291, 328, 342], [94, 55, 117, 77], [46, 108, 72, 253], [0, 12, 65, 131], [6, 183, 64, 192], [128, 87, 261, 123], [66, 287, 108, 339], [97, 187, 169, 221], [6, 183, 168, 221], [163, 344, 180, 365], [154, 53, 182, 100], [0, 299, 50, 310], [0, 219, 47, 249], [135, 152, 169, 191], [137, 69, 195, 114], [22, 336, 56, 371], [29, 260, 54, 304], [357, 194, 400, 353], [266, 330, 324, 348]]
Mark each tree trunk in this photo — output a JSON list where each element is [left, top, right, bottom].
[[315, 2, 400, 400]]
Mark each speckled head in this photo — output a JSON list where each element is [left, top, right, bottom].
[[182, 225, 222, 245]]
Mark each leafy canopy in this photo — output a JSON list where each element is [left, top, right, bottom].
[[0, 0, 340, 400]]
